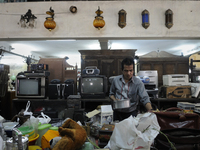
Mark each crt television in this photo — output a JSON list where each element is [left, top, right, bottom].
[[16, 76, 47, 98], [79, 75, 107, 99]]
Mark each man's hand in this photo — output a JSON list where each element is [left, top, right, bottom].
[[110, 95, 120, 101], [145, 102, 153, 112]]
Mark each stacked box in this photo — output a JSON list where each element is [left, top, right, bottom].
[[159, 85, 191, 98], [98, 124, 115, 148]]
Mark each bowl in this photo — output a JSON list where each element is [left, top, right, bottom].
[[18, 126, 35, 140], [28, 134, 39, 146], [113, 99, 130, 109]]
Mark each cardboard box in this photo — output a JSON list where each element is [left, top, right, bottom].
[[99, 124, 115, 143], [159, 85, 191, 98], [100, 105, 113, 125], [86, 105, 113, 126]]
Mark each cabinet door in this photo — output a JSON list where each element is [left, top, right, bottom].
[[140, 63, 151, 70], [81, 59, 98, 71], [101, 59, 115, 78], [177, 63, 189, 74]]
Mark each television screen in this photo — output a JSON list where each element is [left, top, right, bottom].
[[81, 77, 103, 94], [79, 75, 107, 99], [19, 78, 40, 95], [16, 76, 47, 98]]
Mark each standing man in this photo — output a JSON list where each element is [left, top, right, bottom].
[[109, 57, 153, 121]]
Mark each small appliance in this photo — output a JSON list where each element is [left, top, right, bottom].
[[163, 74, 189, 86], [189, 82, 200, 98], [137, 70, 158, 89]]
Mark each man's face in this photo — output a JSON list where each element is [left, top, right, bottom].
[[122, 64, 134, 81]]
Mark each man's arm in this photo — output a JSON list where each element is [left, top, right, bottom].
[[145, 102, 153, 111]]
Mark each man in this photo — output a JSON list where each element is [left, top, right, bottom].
[[109, 57, 153, 121]]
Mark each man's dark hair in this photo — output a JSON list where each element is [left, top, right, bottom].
[[121, 57, 134, 70]]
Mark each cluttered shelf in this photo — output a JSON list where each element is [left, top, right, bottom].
[[151, 97, 200, 109], [12, 97, 112, 119]]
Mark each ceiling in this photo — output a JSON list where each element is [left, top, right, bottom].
[[0, 39, 200, 67]]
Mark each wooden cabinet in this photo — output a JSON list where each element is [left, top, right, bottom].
[[189, 59, 200, 82], [0, 91, 15, 120], [79, 50, 136, 95], [38, 58, 77, 94], [79, 50, 136, 78], [138, 57, 189, 87]]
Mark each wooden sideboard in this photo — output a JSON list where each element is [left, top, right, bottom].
[[38, 58, 77, 94], [79, 50, 136, 77], [138, 57, 189, 87]]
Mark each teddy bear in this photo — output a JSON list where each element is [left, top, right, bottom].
[[52, 118, 87, 150]]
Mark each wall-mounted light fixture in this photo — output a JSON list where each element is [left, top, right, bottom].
[[70, 6, 77, 13], [141, 9, 150, 29], [93, 6, 105, 30], [165, 9, 173, 29], [44, 7, 56, 31], [19, 9, 37, 28], [118, 9, 127, 28]]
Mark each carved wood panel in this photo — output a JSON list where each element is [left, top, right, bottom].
[[138, 57, 189, 87]]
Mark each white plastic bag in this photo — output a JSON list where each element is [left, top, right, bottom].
[[105, 112, 160, 150], [0, 136, 3, 150], [37, 112, 51, 124], [23, 101, 33, 116]]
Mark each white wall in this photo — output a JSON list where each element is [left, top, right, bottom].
[[1, 1, 200, 76], [0, 1, 200, 39]]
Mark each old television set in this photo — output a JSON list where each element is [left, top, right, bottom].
[[16, 76, 47, 98], [79, 75, 108, 99]]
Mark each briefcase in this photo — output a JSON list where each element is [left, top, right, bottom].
[[154, 107, 200, 130]]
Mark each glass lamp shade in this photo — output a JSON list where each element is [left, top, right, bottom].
[[93, 16, 105, 30], [118, 9, 127, 28], [165, 9, 173, 29], [10, 75, 16, 81], [29, 18, 35, 28], [142, 9, 150, 29], [93, 7, 105, 30], [20, 18, 26, 28], [44, 17, 56, 31]]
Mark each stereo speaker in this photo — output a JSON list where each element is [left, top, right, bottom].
[[73, 109, 85, 124], [62, 84, 74, 99], [48, 84, 61, 99]]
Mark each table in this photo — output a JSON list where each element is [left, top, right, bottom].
[[12, 97, 112, 118], [151, 98, 200, 110]]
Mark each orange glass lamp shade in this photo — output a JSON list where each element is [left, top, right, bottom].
[[93, 7, 105, 30], [44, 17, 56, 31]]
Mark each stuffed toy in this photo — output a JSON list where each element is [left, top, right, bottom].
[[52, 119, 87, 150]]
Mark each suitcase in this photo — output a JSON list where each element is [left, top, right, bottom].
[[154, 107, 200, 130]]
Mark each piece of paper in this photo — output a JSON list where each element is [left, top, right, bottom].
[[101, 105, 113, 112], [86, 109, 101, 118]]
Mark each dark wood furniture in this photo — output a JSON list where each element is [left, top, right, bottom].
[[189, 59, 200, 82], [12, 98, 112, 118], [138, 56, 189, 87], [38, 58, 78, 94], [0, 91, 15, 120], [79, 50, 136, 77], [151, 98, 200, 110], [79, 50, 136, 95]]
